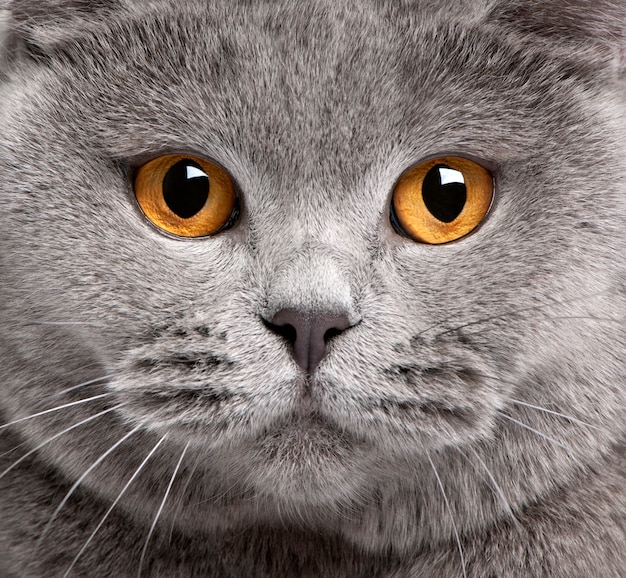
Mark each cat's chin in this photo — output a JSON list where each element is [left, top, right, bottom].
[[169, 408, 379, 509], [241, 413, 377, 506]]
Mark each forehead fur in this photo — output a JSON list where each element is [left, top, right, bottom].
[[1, 0, 624, 232], [3, 0, 626, 56]]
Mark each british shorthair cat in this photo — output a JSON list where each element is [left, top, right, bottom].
[[1, 0, 625, 576]]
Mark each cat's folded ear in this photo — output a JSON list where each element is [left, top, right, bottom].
[[2, 0, 120, 59], [488, 0, 625, 74]]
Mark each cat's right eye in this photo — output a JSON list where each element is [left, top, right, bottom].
[[134, 154, 237, 237]]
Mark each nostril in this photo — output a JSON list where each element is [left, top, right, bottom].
[[323, 327, 343, 342], [262, 318, 297, 345], [263, 308, 354, 373]]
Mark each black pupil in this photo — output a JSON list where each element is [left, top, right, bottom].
[[422, 164, 467, 222], [162, 159, 210, 219]]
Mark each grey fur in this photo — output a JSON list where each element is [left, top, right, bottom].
[[1, 0, 625, 576]]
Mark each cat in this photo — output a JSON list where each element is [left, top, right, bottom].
[[1, 0, 625, 576]]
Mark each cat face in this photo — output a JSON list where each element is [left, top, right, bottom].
[[1, 0, 624, 550]]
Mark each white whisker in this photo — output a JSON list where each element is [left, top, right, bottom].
[[54, 375, 113, 397], [26, 321, 106, 327], [473, 372, 608, 433], [426, 453, 467, 578], [0, 439, 28, 460], [0, 394, 111, 432], [35, 425, 143, 553], [63, 433, 168, 578], [137, 442, 189, 578], [497, 412, 578, 455], [430, 290, 612, 339], [544, 314, 622, 323], [167, 451, 201, 544], [461, 447, 522, 531], [0, 405, 121, 481], [508, 399, 605, 432]]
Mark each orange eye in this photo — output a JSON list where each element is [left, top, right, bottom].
[[134, 154, 237, 237], [391, 156, 493, 244]]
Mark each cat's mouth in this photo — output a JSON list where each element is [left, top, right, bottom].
[[119, 383, 360, 443], [112, 372, 491, 458], [110, 347, 348, 446], [110, 332, 502, 456]]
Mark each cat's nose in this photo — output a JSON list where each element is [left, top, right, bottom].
[[264, 308, 353, 373]]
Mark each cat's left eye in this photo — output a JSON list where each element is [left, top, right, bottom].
[[391, 156, 493, 244], [134, 154, 237, 237]]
